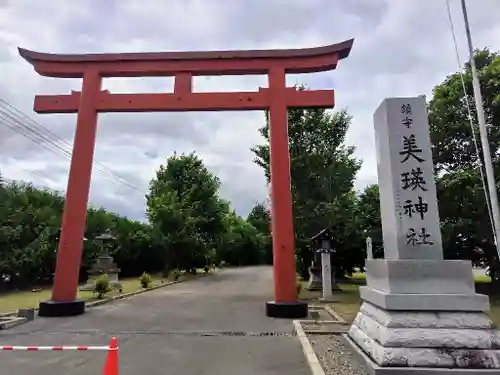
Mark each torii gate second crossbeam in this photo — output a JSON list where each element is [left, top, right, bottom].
[[19, 39, 354, 319]]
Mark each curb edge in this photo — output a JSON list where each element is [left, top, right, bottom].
[[293, 320, 326, 375]]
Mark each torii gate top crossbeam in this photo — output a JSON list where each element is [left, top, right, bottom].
[[18, 39, 354, 78]]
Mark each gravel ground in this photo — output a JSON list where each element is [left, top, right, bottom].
[[308, 334, 367, 375]]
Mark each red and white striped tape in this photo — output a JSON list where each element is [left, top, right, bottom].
[[0, 345, 117, 351]]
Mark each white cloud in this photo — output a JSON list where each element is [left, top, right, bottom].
[[0, 0, 499, 220]]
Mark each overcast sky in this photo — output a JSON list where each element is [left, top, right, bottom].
[[0, 0, 499, 221]]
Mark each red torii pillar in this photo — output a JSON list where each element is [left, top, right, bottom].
[[19, 39, 353, 318]]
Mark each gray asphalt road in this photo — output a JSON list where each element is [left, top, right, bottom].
[[0, 266, 311, 375]]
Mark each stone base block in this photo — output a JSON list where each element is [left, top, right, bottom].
[[265, 300, 308, 319], [307, 279, 322, 291], [39, 299, 85, 317], [365, 259, 476, 295], [319, 296, 336, 302], [346, 302, 500, 371], [343, 334, 500, 375], [360, 287, 490, 312], [79, 280, 122, 292], [79, 284, 95, 291], [306, 281, 342, 291], [359, 302, 496, 329]]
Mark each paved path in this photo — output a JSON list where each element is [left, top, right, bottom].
[[0, 266, 311, 375]]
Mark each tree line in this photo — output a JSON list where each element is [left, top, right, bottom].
[[1, 47, 499, 289], [0, 158, 272, 289]]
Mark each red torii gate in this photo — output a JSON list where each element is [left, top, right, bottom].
[[19, 39, 353, 318]]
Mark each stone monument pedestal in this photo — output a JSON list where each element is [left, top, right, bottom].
[[306, 259, 342, 292], [344, 97, 500, 372], [307, 265, 323, 290], [307, 267, 342, 292], [344, 259, 500, 373], [79, 255, 121, 292], [80, 275, 99, 291]]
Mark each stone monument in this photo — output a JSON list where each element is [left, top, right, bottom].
[[310, 229, 335, 301], [344, 97, 500, 373], [307, 264, 323, 290], [80, 231, 121, 292], [79, 254, 122, 291], [307, 229, 340, 292], [366, 236, 373, 260], [307, 252, 323, 291]]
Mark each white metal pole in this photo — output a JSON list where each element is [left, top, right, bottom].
[[460, 0, 500, 259]]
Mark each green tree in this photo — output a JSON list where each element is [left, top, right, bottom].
[[0, 175, 163, 289], [218, 211, 267, 266], [251, 102, 363, 279], [356, 184, 383, 259], [146, 152, 228, 271], [246, 202, 272, 264], [428, 48, 500, 276], [429, 48, 500, 173], [436, 168, 488, 265]]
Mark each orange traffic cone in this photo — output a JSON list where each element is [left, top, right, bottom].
[[102, 337, 118, 375]]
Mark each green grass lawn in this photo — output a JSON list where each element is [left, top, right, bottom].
[[0, 272, 201, 314], [299, 272, 500, 326]]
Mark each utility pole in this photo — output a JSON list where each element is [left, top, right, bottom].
[[461, 0, 500, 259]]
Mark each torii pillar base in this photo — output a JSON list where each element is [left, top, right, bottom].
[[265, 301, 308, 319], [39, 299, 85, 317]]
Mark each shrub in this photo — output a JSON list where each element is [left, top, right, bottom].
[[93, 274, 111, 299], [114, 282, 123, 293], [170, 269, 181, 281], [139, 272, 153, 288], [161, 266, 171, 278]]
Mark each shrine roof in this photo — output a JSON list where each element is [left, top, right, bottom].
[[18, 39, 353, 65]]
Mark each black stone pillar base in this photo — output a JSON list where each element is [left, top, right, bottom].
[[38, 299, 85, 317], [265, 300, 308, 319]]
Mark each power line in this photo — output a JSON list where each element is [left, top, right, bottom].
[[445, 0, 496, 245], [0, 100, 142, 188], [0, 99, 144, 191], [0, 157, 50, 186], [0, 98, 146, 195], [460, 0, 500, 259]]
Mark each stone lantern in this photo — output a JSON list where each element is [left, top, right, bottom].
[[309, 228, 335, 301], [79, 230, 121, 291]]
